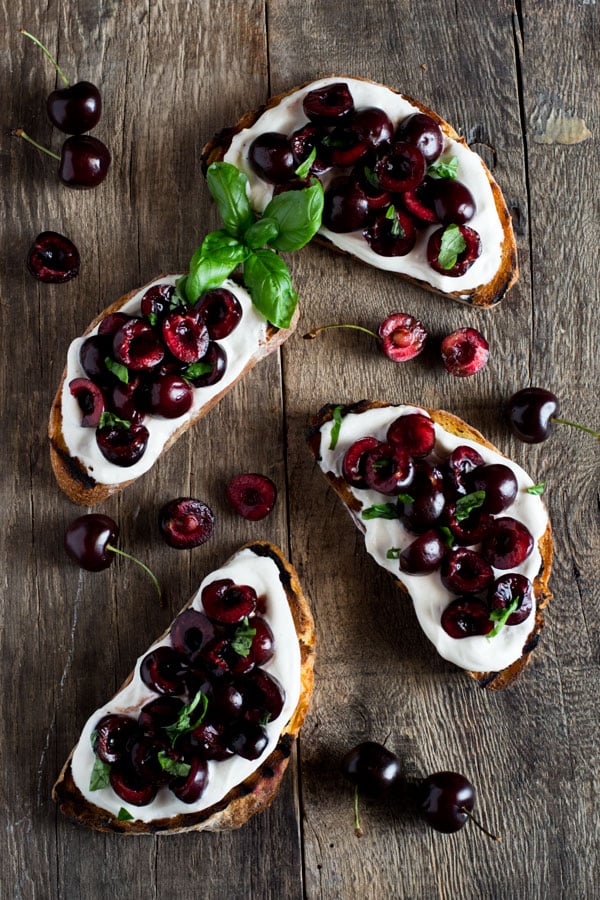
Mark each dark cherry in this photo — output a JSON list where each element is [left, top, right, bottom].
[[481, 517, 534, 569], [340, 741, 401, 796], [387, 413, 435, 458], [373, 142, 426, 192], [399, 177, 439, 225], [109, 766, 157, 806], [248, 617, 275, 666], [27, 231, 80, 283], [302, 82, 354, 124], [289, 123, 332, 175], [342, 436, 380, 489], [93, 714, 138, 764], [108, 375, 144, 424], [145, 373, 193, 418], [363, 443, 415, 495], [96, 421, 149, 467], [79, 334, 111, 382], [399, 530, 447, 575], [440, 548, 494, 595], [248, 132, 296, 183], [112, 319, 164, 371], [64, 513, 117, 571], [194, 288, 242, 339], [158, 497, 215, 549], [98, 312, 134, 337], [440, 597, 493, 639], [59, 135, 111, 188], [243, 668, 285, 723], [170, 610, 216, 659], [228, 722, 269, 760], [430, 179, 476, 224], [226, 473, 277, 521], [377, 313, 428, 363], [446, 445, 485, 495], [202, 580, 257, 625], [364, 206, 416, 257], [185, 342, 227, 388], [210, 679, 245, 722], [321, 126, 369, 167], [427, 225, 482, 277], [199, 636, 237, 679], [441, 327, 489, 377], [170, 755, 209, 803], [191, 722, 234, 761], [395, 113, 444, 163], [323, 177, 371, 232], [504, 388, 600, 444], [350, 107, 394, 149], [489, 573, 534, 625], [419, 772, 475, 833], [138, 696, 185, 735], [161, 312, 209, 364], [140, 283, 176, 322], [444, 501, 492, 546], [48, 80, 101, 134], [130, 736, 177, 786], [469, 464, 518, 514], [400, 464, 446, 533], [69, 377, 105, 427], [140, 646, 188, 696]]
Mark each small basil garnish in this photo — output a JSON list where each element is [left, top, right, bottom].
[[487, 597, 520, 639], [89, 756, 111, 791], [329, 405, 344, 450], [526, 482, 546, 496], [362, 503, 400, 521], [437, 224, 467, 270], [455, 490, 486, 522], [104, 357, 129, 384]]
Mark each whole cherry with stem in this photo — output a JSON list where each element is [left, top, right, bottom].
[[340, 741, 402, 836], [418, 771, 501, 841], [19, 29, 102, 134], [64, 513, 162, 602], [13, 128, 110, 188], [304, 312, 428, 363], [506, 387, 600, 444]]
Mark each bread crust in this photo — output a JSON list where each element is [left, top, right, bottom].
[[48, 275, 298, 506], [52, 541, 315, 833], [307, 400, 552, 690], [201, 75, 518, 309]]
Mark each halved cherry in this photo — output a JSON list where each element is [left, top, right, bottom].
[[169, 611, 216, 659], [481, 518, 534, 569], [364, 206, 416, 256], [69, 377, 106, 427], [161, 312, 209, 364], [109, 766, 157, 806], [363, 443, 414, 495], [342, 436, 380, 489], [377, 313, 428, 363], [92, 714, 138, 764], [202, 580, 257, 625], [170, 755, 209, 803], [427, 225, 482, 277], [27, 231, 80, 283], [489, 573, 534, 625], [193, 288, 242, 340], [112, 319, 164, 371], [159, 498, 215, 549], [440, 597, 494, 639], [399, 177, 439, 224], [96, 421, 149, 467], [374, 142, 426, 192], [321, 127, 369, 166], [138, 697, 185, 735], [140, 283, 176, 322], [290, 123, 332, 175], [387, 413, 435, 457], [441, 548, 494, 595], [445, 445, 485, 495], [302, 82, 354, 124], [226, 473, 277, 520], [140, 646, 188, 696], [444, 501, 492, 546], [184, 342, 227, 388]]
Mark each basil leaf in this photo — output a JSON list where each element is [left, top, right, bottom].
[[186, 255, 241, 304], [397, 493, 415, 505], [362, 503, 400, 521], [147, 312, 157, 327], [164, 690, 208, 746], [439, 525, 455, 548], [455, 490, 486, 522], [200, 229, 249, 261], [206, 162, 255, 238], [437, 224, 467, 270], [90, 730, 98, 749], [117, 807, 134, 821], [487, 597, 520, 639], [89, 757, 111, 791], [526, 482, 546, 496], [104, 357, 129, 384], [157, 751, 191, 779], [363, 165, 380, 189], [243, 249, 298, 329], [244, 217, 280, 249], [329, 405, 343, 450], [428, 156, 458, 180], [295, 146, 317, 179], [385, 204, 403, 237], [386, 548, 401, 559], [231, 616, 257, 657], [260, 712, 271, 726], [184, 360, 213, 379], [98, 411, 131, 430], [263, 180, 324, 252], [174, 275, 189, 306]]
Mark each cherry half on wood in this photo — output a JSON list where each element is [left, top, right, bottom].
[[64, 513, 161, 601]]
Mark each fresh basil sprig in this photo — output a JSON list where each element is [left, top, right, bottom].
[[98, 411, 131, 430], [158, 751, 192, 779], [263, 180, 324, 252], [163, 690, 208, 747], [437, 224, 467, 270], [362, 503, 400, 521], [455, 490, 486, 522], [206, 162, 254, 238], [329, 406, 344, 450], [487, 597, 520, 639], [231, 617, 257, 657], [243, 249, 298, 328], [428, 156, 458, 180]]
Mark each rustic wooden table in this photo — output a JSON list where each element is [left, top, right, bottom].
[[2, 1, 598, 898]]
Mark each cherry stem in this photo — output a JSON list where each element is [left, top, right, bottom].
[[106, 544, 163, 605], [353, 785, 363, 838], [550, 417, 600, 440], [19, 29, 70, 86], [303, 323, 379, 341], [13, 129, 61, 161], [461, 807, 502, 842]]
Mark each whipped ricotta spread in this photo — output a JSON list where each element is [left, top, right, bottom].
[[224, 76, 505, 297], [318, 405, 549, 673], [61, 275, 269, 485], [70, 548, 302, 823]]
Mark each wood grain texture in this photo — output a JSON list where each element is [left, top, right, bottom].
[[0, 0, 598, 897]]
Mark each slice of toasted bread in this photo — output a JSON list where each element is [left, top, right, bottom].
[[49, 275, 297, 506], [53, 541, 315, 833], [202, 75, 518, 308], [308, 401, 552, 689]]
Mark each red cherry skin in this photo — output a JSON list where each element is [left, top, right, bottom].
[[64, 514, 118, 572], [59, 135, 111, 188]]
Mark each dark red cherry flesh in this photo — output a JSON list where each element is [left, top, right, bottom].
[[440, 597, 493, 639], [109, 766, 157, 806], [92, 714, 138, 764], [387, 413, 435, 457], [419, 771, 474, 833], [364, 207, 416, 256], [374, 142, 426, 192], [226, 473, 277, 521], [69, 377, 105, 427], [340, 741, 401, 796], [138, 696, 185, 735], [159, 497, 215, 549], [321, 127, 369, 167], [161, 313, 209, 364], [489, 573, 534, 625], [441, 328, 489, 377], [342, 436, 380, 489], [440, 548, 494, 595], [363, 443, 414, 495], [170, 611, 216, 658], [399, 178, 439, 224], [64, 513, 117, 571], [444, 501, 492, 546], [185, 342, 227, 388], [112, 319, 164, 371], [140, 283, 176, 322], [399, 530, 447, 575], [59, 135, 111, 188], [170, 755, 209, 803], [96, 422, 149, 467], [303, 82, 354, 124], [47, 81, 102, 134], [377, 314, 428, 363], [194, 288, 242, 339], [140, 646, 188, 696], [27, 231, 80, 282], [395, 113, 444, 163], [202, 580, 257, 625], [481, 517, 534, 569]]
